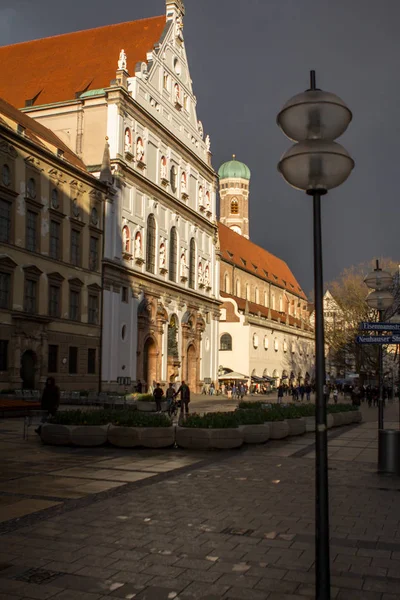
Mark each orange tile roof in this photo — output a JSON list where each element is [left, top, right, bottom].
[[218, 223, 307, 300], [0, 97, 88, 172], [0, 16, 166, 108], [220, 291, 311, 331]]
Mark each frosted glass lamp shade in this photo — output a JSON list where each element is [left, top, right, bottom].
[[277, 90, 353, 142], [278, 140, 354, 192], [366, 290, 394, 311], [364, 269, 393, 291]]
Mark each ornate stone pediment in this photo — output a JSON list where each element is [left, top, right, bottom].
[[0, 254, 17, 270], [68, 277, 84, 287], [47, 271, 65, 282], [25, 156, 44, 172], [22, 264, 42, 277], [88, 283, 102, 292], [0, 141, 17, 159]]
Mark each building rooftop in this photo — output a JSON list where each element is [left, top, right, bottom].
[[0, 15, 166, 108], [218, 222, 307, 300], [218, 155, 251, 180], [0, 97, 88, 172]]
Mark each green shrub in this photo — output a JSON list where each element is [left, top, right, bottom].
[[235, 409, 269, 425], [0, 388, 15, 394], [238, 400, 267, 410], [49, 408, 171, 427], [183, 412, 239, 429], [327, 403, 357, 413], [136, 394, 155, 402]]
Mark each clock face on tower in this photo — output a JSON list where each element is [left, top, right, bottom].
[[230, 225, 242, 235]]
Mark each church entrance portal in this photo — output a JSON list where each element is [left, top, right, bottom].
[[21, 350, 37, 390], [186, 344, 197, 391], [143, 338, 157, 390]]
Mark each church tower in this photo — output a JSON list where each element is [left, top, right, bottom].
[[218, 156, 251, 239]]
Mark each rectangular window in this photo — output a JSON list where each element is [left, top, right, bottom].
[[48, 344, 58, 373], [0, 272, 10, 309], [122, 287, 128, 303], [0, 199, 11, 243], [26, 210, 37, 252], [24, 279, 37, 313], [70, 229, 80, 266], [49, 220, 61, 260], [88, 294, 99, 324], [0, 340, 8, 371], [68, 346, 78, 374], [89, 236, 98, 271], [48, 284, 60, 317], [69, 289, 80, 321], [87, 348, 96, 374]]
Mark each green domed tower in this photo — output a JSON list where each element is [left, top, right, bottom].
[[218, 155, 251, 239]]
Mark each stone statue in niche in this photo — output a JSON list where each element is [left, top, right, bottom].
[[135, 231, 142, 257], [180, 250, 187, 277], [204, 264, 210, 287], [198, 261, 204, 285], [175, 15, 184, 38], [205, 191, 210, 210], [122, 226, 130, 253], [205, 134, 211, 152], [159, 241, 166, 269], [197, 121, 204, 138], [136, 138, 144, 162], [118, 49, 127, 71], [181, 172, 187, 193], [174, 83, 180, 104], [161, 157, 167, 180], [124, 129, 131, 153]]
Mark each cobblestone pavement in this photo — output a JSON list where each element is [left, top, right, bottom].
[[1, 403, 400, 598]]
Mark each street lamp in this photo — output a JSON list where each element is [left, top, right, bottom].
[[365, 261, 394, 429], [277, 71, 354, 600]]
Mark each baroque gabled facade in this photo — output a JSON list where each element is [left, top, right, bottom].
[[218, 158, 315, 386], [0, 0, 220, 392], [0, 98, 106, 391]]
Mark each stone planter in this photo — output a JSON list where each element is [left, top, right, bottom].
[[331, 412, 345, 427], [341, 411, 354, 425], [304, 416, 316, 432], [140, 426, 175, 448], [287, 417, 306, 436], [136, 400, 168, 412], [209, 428, 243, 449], [351, 410, 362, 423], [70, 425, 109, 447], [40, 423, 71, 446], [239, 423, 270, 444], [269, 420, 289, 439], [107, 425, 141, 448], [326, 414, 334, 429], [176, 426, 210, 449]]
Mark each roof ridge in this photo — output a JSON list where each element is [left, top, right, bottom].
[[0, 14, 165, 49]]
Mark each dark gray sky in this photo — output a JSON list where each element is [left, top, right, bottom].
[[2, 0, 399, 294]]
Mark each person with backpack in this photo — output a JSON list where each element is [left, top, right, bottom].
[[174, 380, 190, 417]]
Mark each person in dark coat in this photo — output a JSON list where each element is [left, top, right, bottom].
[[174, 380, 190, 417], [153, 383, 164, 412], [36, 377, 60, 434]]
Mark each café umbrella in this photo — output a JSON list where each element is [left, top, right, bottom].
[[218, 371, 249, 381]]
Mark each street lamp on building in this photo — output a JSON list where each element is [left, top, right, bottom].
[[364, 261, 394, 430], [277, 71, 354, 600]]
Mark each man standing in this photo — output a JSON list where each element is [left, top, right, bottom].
[[175, 380, 190, 417], [153, 382, 164, 412]]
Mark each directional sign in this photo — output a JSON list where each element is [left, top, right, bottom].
[[356, 335, 400, 344], [360, 322, 400, 332]]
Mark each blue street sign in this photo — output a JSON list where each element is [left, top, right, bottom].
[[360, 322, 400, 332], [356, 335, 400, 344]]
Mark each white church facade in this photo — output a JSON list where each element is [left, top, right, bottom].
[[0, 0, 220, 391]]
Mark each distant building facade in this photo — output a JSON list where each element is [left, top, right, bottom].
[[0, 0, 220, 392], [0, 99, 106, 391], [218, 157, 314, 386]]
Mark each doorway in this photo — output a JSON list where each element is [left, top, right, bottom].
[[143, 338, 157, 390], [186, 344, 197, 391], [21, 350, 37, 389]]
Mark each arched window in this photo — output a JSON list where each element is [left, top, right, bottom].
[[271, 293, 276, 310], [146, 214, 156, 274], [2, 164, 11, 187], [224, 273, 230, 293], [246, 283, 250, 300], [170, 165, 177, 192], [230, 198, 238, 214], [122, 225, 130, 254], [220, 333, 232, 351], [169, 227, 177, 282], [255, 287, 259, 304], [279, 296, 283, 312], [235, 279, 241, 297], [188, 238, 195, 289]]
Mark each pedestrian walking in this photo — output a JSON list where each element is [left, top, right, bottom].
[[278, 384, 284, 404], [36, 377, 60, 434], [153, 382, 164, 412], [175, 380, 190, 418], [299, 384, 305, 402], [166, 382, 175, 415], [305, 383, 311, 402], [333, 387, 338, 404]]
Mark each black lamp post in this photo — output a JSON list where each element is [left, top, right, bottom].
[[277, 71, 354, 599]]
